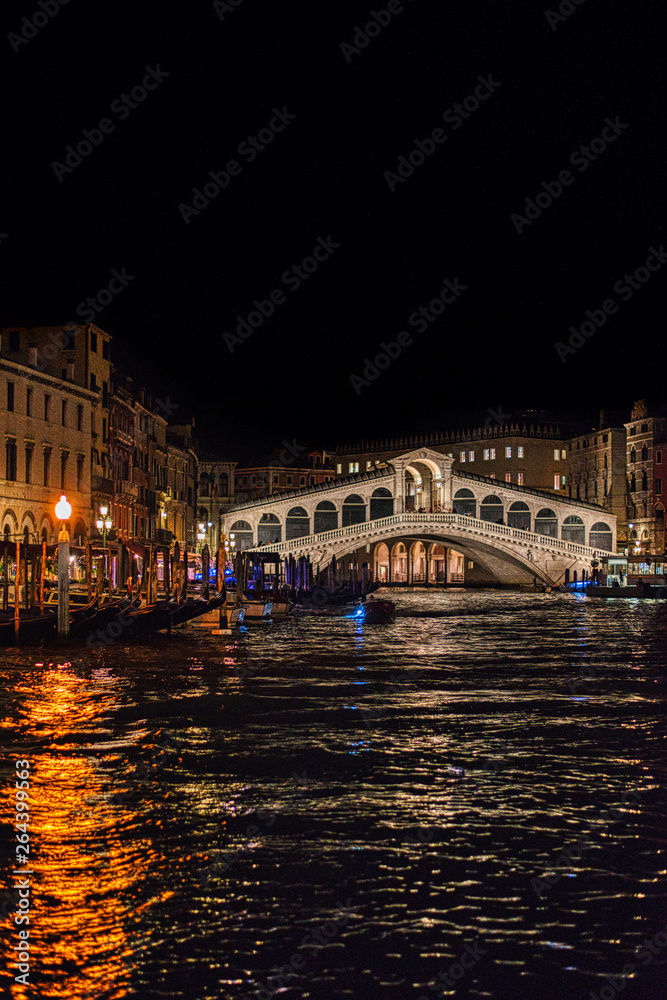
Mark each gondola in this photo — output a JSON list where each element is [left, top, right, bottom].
[[0, 590, 100, 645], [353, 598, 396, 624]]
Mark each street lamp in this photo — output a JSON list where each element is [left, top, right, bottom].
[[96, 504, 113, 588], [54, 495, 72, 638]]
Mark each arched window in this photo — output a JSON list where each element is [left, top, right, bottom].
[[230, 519, 254, 551], [630, 475, 636, 492], [258, 512, 281, 544], [480, 494, 503, 523], [630, 447, 636, 464], [641, 445, 648, 461], [535, 508, 558, 538], [590, 521, 613, 551], [562, 514, 585, 544], [342, 494, 366, 527], [453, 488, 476, 517], [642, 472, 648, 491], [286, 507, 310, 540], [314, 501, 338, 533], [507, 501, 530, 531], [220, 472, 229, 496], [370, 487, 393, 520]]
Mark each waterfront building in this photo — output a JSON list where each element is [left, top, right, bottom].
[[166, 420, 199, 551], [624, 399, 667, 556], [334, 421, 568, 495], [0, 355, 97, 543], [234, 450, 335, 505], [566, 412, 627, 529], [197, 458, 238, 553]]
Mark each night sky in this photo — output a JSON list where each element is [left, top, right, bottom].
[[1, 0, 664, 462]]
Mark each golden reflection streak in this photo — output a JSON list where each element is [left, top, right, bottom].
[[0, 665, 162, 1000]]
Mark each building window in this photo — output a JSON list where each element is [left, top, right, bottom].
[[460, 452, 466, 462], [656, 478, 662, 495], [642, 472, 648, 491], [629, 426, 636, 436], [505, 446, 512, 458], [60, 453, 68, 490], [77, 455, 84, 491], [273, 475, 279, 485], [5, 440, 17, 481], [554, 448, 560, 461], [366, 460, 373, 470], [7, 381, 15, 412], [483, 448, 496, 461], [517, 446, 524, 458], [468, 450, 474, 462], [90, 331, 97, 353], [554, 474, 561, 490], [348, 462, 359, 473], [505, 472, 511, 482], [25, 447, 33, 484], [517, 472, 524, 485], [90, 373, 98, 391], [77, 404, 83, 430], [61, 400, 67, 426], [103, 339, 110, 360], [43, 450, 51, 486], [489, 473, 496, 479], [286, 475, 293, 485], [336, 463, 342, 475], [657, 451, 662, 464], [561, 449, 567, 460], [102, 418, 107, 443], [26, 387, 33, 417], [300, 476, 306, 485]]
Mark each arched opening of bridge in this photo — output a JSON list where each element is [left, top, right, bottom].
[[590, 521, 613, 551], [430, 544, 447, 584], [258, 512, 281, 545], [561, 514, 585, 545], [453, 488, 476, 517], [286, 507, 310, 540], [375, 542, 390, 583], [410, 541, 427, 583], [230, 520, 254, 551], [480, 494, 503, 524], [508, 501, 530, 531], [404, 459, 443, 511], [314, 501, 338, 533], [392, 542, 408, 582], [535, 508, 558, 538], [342, 494, 366, 526], [370, 487, 394, 520]]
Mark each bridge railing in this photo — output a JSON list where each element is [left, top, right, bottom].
[[247, 512, 609, 560]]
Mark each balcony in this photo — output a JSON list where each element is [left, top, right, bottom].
[[91, 475, 114, 496]]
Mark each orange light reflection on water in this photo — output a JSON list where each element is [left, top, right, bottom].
[[0, 664, 165, 1000]]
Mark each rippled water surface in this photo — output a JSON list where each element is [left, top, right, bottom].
[[1, 590, 666, 1000]]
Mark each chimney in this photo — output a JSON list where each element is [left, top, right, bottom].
[[599, 409, 607, 429]]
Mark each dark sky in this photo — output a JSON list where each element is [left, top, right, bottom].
[[1, 0, 664, 462]]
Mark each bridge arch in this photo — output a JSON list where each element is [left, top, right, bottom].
[[480, 494, 503, 523], [286, 507, 310, 540], [342, 494, 366, 526], [258, 512, 281, 545], [370, 487, 394, 520], [453, 488, 476, 517], [508, 500, 530, 530], [589, 521, 613, 551], [391, 541, 408, 582], [562, 514, 585, 544], [314, 501, 338, 533], [374, 541, 390, 582], [535, 507, 558, 538], [230, 519, 254, 550]]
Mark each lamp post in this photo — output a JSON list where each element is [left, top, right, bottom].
[[96, 505, 113, 592], [55, 494, 72, 638]]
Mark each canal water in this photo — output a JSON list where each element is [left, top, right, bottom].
[[0, 590, 666, 1000]]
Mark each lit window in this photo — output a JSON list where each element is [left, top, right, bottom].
[[554, 474, 561, 490], [554, 449, 560, 461], [469, 450, 475, 462], [561, 449, 567, 460], [460, 452, 466, 463], [348, 461, 359, 473], [505, 446, 512, 458], [517, 446, 524, 458], [336, 463, 342, 475], [483, 449, 490, 460], [505, 472, 511, 482], [366, 460, 373, 470], [489, 473, 496, 479], [517, 473, 524, 485]]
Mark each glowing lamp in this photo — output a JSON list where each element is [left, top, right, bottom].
[[96, 518, 103, 530], [100, 505, 109, 518], [55, 495, 72, 521]]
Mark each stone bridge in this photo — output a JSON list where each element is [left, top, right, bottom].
[[223, 448, 616, 585]]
